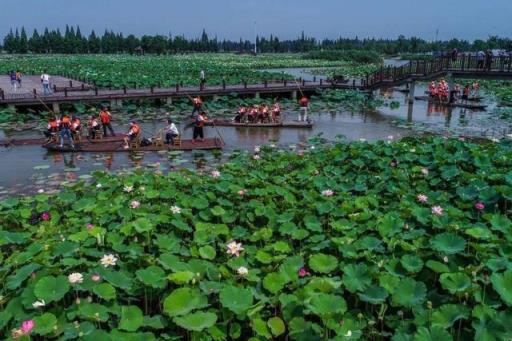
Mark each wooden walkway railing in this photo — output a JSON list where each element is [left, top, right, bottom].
[[365, 54, 512, 88]]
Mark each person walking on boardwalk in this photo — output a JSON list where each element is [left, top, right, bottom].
[[476, 51, 485, 69], [16, 70, 22, 88], [9, 71, 18, 92], [41, 70, 51, 95], [485, 50, 493, 71], [191, 96, 204, 118], [99, 106, 115, 137], [192, 111, 208, 143], [299, 95, 309, 122], [59, 114, 74, 148], [200, 70, 206, 89]]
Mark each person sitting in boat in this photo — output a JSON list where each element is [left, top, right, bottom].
[[123, 121, 141, 149], [428, 81, 438, 97], [88, 115, 101, 139], [272, 103, 281, 122], [71, 116, 82, 139], [437, 79, 449, 102], [59, 114, 74, 148], [234, 106, 247, 123], [191, 96, 203, 118], [258, 105, 270, 123], [299, 96, 309, 122], [164, 119, 179, 144], [472, 81, 479, 98], [45, 117, 59, 139], [247, 106, 258, 123]]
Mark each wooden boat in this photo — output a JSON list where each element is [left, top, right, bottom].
[[205, 119, 313, 128], [414, 96, 487, 110], [43, 137, 224, 153], [1, 134, 126, 147]]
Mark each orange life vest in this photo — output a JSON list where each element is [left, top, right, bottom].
[[72, 118, 81, 131], [131, 124, 140, 135], [48, 120, 58, 131], [61, 116, 71, 128], [299, 97, 309, 107], [100, 111, 111, 124], [193, 97, 203, 107]]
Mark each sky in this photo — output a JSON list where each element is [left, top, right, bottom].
[[0, 0, 510, 41]]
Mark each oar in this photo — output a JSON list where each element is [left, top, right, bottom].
[[209, 118, 225, 146], [293, 80, 305, 97]]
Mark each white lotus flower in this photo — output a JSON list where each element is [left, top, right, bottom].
[[226, 241, 244, 257], [37, 189, 45, 194], [130, 200, 140, 209], [321, 189, 334, 197], [431, 205, 444, 216], [32, 299, 46, 308], [417, 194, 428, 203], [68, 272, 83, 284], [345, 330, 352, 337], [96, 183, 102, 188], [123, 186, 133, 193], [443, 256, 449, 263], [170, 205, 181, 214], [421, 168, 429, 176], [254, 146, 261, 153], [237, 266, 249, 276], [387, 135, 394, 140], [359, 138, 367, 142], [100, 254, 118, 267], [211, 170, 221, 178], [253, 154, 260, 160]]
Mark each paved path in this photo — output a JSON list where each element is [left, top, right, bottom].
[[0, 75, 88, 98]]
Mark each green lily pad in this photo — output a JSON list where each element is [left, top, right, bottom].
[[309, 253, 338, 274], [220, 285, 253, 315], [163, 287, 208, 317], [391, 278, 427, 308], [431, 233, 466, 255], [119, 305, 144, 332], [358, 285, 389, 304], [136, 265, 167, 288], [491, 270, 512, 306], [439, 273, 472, 294], [173, 311, 217, 332], [34, 275, 70, 303]]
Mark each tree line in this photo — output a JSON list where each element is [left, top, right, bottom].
[[2, 26, 511, 55]]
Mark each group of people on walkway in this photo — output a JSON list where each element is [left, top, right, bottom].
[[428, 79, 479, 103]]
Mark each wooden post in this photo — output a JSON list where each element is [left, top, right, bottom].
[[0, 89, 4, 100], [64, 88, 68, 97], [33, 89, 37, 98], [508, 56, 511, 73], [320, 79, 323, 86], [284, 80, 287, 87], [302, 79, 305, 87], [244, 81, 247, 89], [264, 80, 267, 88], [69, 80, 73, 87], [222, 79, 226, 90], [81, 84, 85, 90], [461, 54, 465, 70], [95, 87, 98, 96], [53, 84, 57, 92], [151, 86, 154, 94], [313, 76, 316, 82], [123, 85, 127, 94], [176, 84, 179, 92]]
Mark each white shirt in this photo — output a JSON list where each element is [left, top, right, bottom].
[[200, 70, 205, 80], [41, 74, 50, 84], [165, 123, 179, 135]]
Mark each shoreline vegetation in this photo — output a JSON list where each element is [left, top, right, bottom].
[[1, 136, 512, 339]]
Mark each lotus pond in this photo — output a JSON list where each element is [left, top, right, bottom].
[[1, 136, 512, 340]]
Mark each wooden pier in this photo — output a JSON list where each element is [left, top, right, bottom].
[[1, 54, 512, 112]]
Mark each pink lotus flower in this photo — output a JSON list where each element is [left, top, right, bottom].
[[458, 136, 466, 142], [417, 194, 428, 203], [421, 168, 429, 176], [226, 241, 244, 257], [321, 189, 334, 197], [431, 206, 444, 216], [91, 274, 101, 282], [297, 150, 304, 157], [475, 202, 485, 210], [21, 320, 35, 334], [298, 267, 310, 277], [211, 170, 221, 178], [238, 189, 248, 196], [87, 223, 94, 231], [41, 212, 51, 221], [130, 200, 140, 209]]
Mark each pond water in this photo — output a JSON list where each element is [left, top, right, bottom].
[[0, 80, 510, 198]]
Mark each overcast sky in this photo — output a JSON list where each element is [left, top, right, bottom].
[[1, 0, 510, 41]]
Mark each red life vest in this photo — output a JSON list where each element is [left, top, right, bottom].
[[61, 116, 71, 128], [48, 120, 58, 131], [131, 124, 140, 135], [100, 111, 111, 124], [299, 97, 309, 107], [72, 118, 81, 131]]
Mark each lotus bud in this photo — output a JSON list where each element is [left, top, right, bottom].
[[79, 332, 84, 337], [397, 310, 403, 317], [427, 301, 432, 309], [368, 320, 376, 326], [87, 296, 92, 303], [464, 292, 469, 299], [471, 271, 477, 277], [74, 321, 80, 328], [76, 297, 81, 305], [357, 313, 363, 320], [192, 278, 196, 285]]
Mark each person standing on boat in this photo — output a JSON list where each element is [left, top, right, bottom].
[[200, 70, 206, 89], [41, 70, 51, 96], [59, 114, 74, 148], [164, 119, 179, 144], [472, 81, 479, 98], [462, 84, 471, 104], [71, 116, 82, 140], [99, 107, 115, 137], [192, 112, 207, 143], [191, 96, 203, 118], [299, 95, 309, 122], [123, 121, 141, 149]]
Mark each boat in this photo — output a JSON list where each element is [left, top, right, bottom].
[[206, 119, 313, 128], [1, 134, 126, 147], [423, 92, 484, 102], [42, 137, 224, 153], [414, 96, 487, 110]]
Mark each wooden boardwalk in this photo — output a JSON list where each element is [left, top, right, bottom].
[[1, 54, 512, 109]]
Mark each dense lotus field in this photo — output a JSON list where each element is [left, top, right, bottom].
[[1, 137, 512, 340], [0, 53, 379, 89]]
